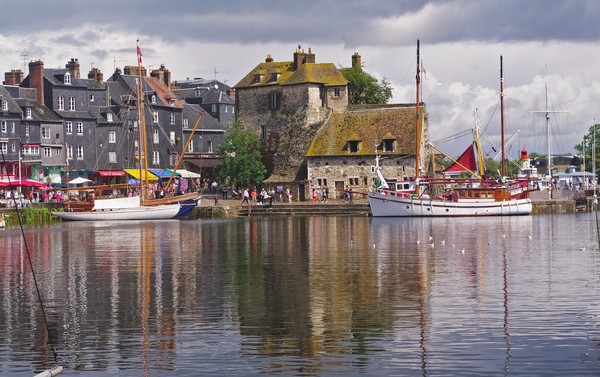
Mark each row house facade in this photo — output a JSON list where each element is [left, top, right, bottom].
[[0, 57, 228, 185]]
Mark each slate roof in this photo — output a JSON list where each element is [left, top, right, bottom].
[[182, 103, 224, 130], [306, 104, 425, 157], [14, 98, 61, 122], [0, 85, 23, 114]]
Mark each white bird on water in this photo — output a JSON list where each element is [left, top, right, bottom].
[[440, 240, 446, 246], [460, 248, 465, 254], [429, 236, 433, 241]]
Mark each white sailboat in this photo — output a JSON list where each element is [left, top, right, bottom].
[[368, 42, 533, 217]]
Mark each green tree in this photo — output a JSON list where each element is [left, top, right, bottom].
[[575, 123, 600, 173], [216, 119, 267, 189], [341, 66, 393, 105]]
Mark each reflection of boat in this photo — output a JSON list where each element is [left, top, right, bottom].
[[53, 40, 200, 221], [368, 42, 532, 217]]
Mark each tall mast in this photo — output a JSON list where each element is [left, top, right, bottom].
[[136, 39, 149, 202], [415, 40, 421, 195], [500, 55, 506, 177]]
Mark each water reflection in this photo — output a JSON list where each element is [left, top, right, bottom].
[[0, 214, 600, 375]]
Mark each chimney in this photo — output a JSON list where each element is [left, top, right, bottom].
[[88, 67, 104, 82], [265, 54, 274, 63], [66, 58, 80, 78], [150, 64, 171, 88], [304, 47, 315, 64], [293, 46, 315, 70], [124, 65, 147, 77], [3, 69, 24, 85], [352, 52, 362, 70], [28, 60, 45, 103]]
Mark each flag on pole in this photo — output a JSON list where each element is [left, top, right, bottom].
[[136, 39, 143, 64]]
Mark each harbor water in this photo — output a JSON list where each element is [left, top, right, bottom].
[[1, 213, 600, 376]]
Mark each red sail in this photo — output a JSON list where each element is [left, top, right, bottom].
[[443, 144, 478, 174]]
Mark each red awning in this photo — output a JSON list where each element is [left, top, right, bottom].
[[96, 170, 126, 177], [0, 179, 47, 188]]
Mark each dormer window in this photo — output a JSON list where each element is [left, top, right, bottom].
[[107, 113, 113, 122], [151, 95, 156, 104], [169, 99, 175, 106], [347, 140, 360, 153], [194, 89, 201, 97], [64, 72, 71, 84], [90, 94, 95, 102], [253, 74, 263, 83], [1, 100, 7, 111], [25, 108, 32, 119], [269, 73, 279, 82], [382, 139, 395, 152]]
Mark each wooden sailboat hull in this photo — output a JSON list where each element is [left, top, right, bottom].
[[368, 192, 532, 217]]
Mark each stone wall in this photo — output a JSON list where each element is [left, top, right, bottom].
[[307, 155, 416, 198], [237, 83, 336, 181]]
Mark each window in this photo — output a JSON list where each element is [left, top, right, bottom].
[[151, 95, 156, 104], [25, 126, 30, 137], [317, 178, 328, 186], [152, 151, 159, 165], [90, 94, 95, 102], [55, 149, 60, 156], [268, 93, 281, 110], [11, 123, 15, 133], [41, 127, 50, 139], [108, 131, 116, 143], [58, 96, 64, 110], [207, 141, 213, 153], [26, 108, 32, 118], [211, 104, 217, 113], [67, 145, 73, 160], [382, 139, 395, 152], [169, 99, 175, 106], [66, 121, 73, 134], [22, 145, 39, 155], [43, 147, 52, 157], [225, 105, 228, 113], [153, 129, 159, 144], [183, 117, 189, 129], [1, 100, 7, 111], [0, 142, 6, 154], [11, 142, 16, 152], [152, 111, 158, 123], [64, 72, 71, 84], [170, 113, 175, 124], [349, 177, 359, 186], [194, 89, 201, 97], [187, 139, 194, 152], [108, 151, 117, 163], [0, 121, 6, 132], [261, 125, 266, 141], [77, 122, 83, 135], [69, 96, 75, 111], [76, 145, 84, 159], [107, 113, 113, 122], [334, 88, 341, 97], [232, 107, 235, 114], [347, 140, 359, 153], [169, 131, 175, 144]]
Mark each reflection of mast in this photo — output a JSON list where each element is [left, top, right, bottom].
[[140, 225, 151, 376], [417, 246, 428, 374], [502, 239, 512, 373]]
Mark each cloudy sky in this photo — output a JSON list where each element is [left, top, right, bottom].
[[1, 0, 599, 159]]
